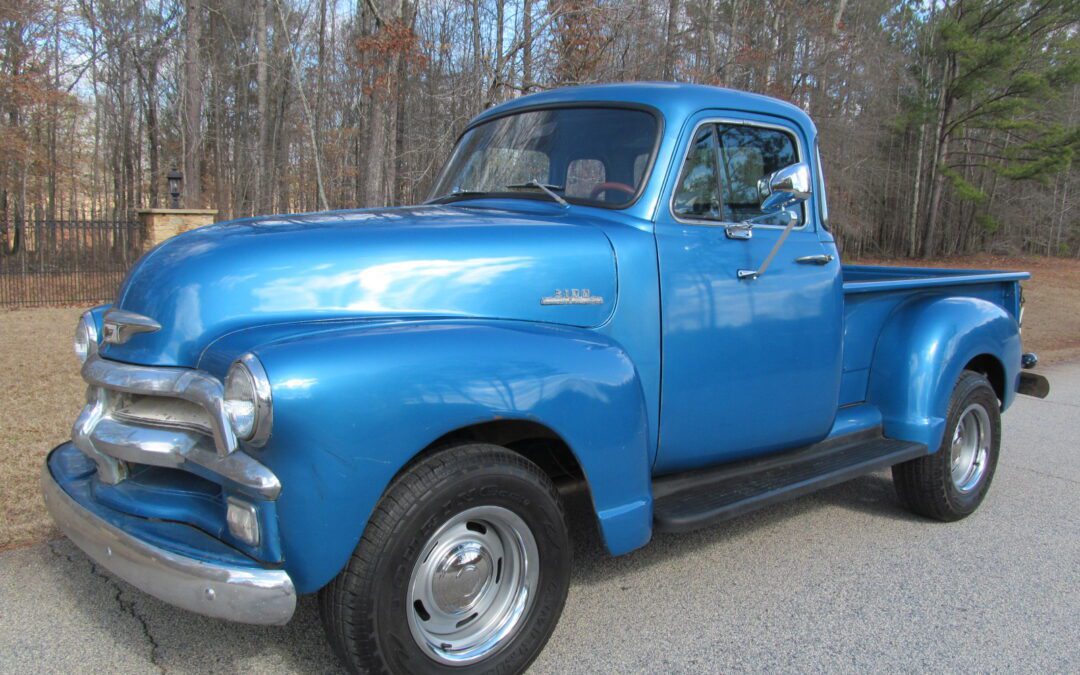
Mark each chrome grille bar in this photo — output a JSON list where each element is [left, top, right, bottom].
[[81, 354, 238, 457]]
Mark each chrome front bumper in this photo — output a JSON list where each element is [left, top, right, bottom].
[[42, 454, 296, 625]]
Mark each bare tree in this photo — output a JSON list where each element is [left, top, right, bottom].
[[182, 0, 202, 207], [2, 0, 1077, 257]]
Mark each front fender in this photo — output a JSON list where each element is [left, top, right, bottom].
[[867, 296, 1020, 451], [249, 320, 653, 593]]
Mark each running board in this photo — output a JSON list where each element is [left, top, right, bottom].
[[652, 431, 927, 533]]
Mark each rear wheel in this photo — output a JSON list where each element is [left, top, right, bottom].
[[319, 443, 571, 674], [892, 370, 1001, 521]]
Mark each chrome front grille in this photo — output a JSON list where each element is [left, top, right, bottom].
[[80, 354, 240, 456], [111, 394, 215, 436], [72, 355, 280, 500]]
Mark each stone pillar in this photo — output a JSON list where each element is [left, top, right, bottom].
[[136, 208, 219, 251]]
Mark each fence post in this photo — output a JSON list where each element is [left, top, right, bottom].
[[136, 208, 219, 252]]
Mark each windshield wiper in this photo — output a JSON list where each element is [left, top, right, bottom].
[[504, 181, 569, 208], [426, 189, 491, 204]]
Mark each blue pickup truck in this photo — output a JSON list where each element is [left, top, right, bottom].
[[44, 83, 1050, 673]]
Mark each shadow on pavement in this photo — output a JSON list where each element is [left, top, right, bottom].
[[562, 469, 922, 587]]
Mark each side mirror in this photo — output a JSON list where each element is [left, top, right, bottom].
[[757, 162, 812, 214], [726, 162, 813, 241], [736, 162, 814, 281]]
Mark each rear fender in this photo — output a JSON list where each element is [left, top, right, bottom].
[[251, 320, 653, 593], [867, 296, 1020, 451]]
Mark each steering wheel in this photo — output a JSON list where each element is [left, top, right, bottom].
[[589, 182, 636, 200]]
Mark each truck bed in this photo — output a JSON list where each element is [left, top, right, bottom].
[[838, 264, 1029, 406], [842, 264, 1029, 294]]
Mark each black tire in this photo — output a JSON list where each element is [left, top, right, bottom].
[[892, 370, 1001, 521], [319, 443, 571, 675]]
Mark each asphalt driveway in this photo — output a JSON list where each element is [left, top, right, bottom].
[[2, 361, 1078, 673]]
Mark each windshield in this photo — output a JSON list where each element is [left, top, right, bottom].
[[429, 107, 659, 208]]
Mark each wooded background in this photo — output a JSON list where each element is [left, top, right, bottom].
[[2, 0, 1077, 258]]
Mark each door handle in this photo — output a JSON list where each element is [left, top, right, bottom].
[[795, 254, 833, 265], [725, 224, 752, 240]]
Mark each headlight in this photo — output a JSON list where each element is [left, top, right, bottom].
[[73, 311, 98, 364], [223, 354, 273, 446]]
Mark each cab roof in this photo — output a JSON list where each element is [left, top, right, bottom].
[[471, 82, 815, 134]]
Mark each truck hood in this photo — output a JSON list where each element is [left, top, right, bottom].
[[101, 205, 617, 367]]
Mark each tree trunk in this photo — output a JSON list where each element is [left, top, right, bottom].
[[522, 0, 533, 92], [255, 0, 269, 215], [315, 0, 328, 207], [922, 56, 955, 259], [362, 0, 400, 208], [663, 0, 680, 79], [392, 1, 416, 204], [486, 0, 505, 106], [471, 0, 483, 101], [183, 0, 203, 207], [907, 121, 926, 257], [922, 135, 950, 259], [832, 0, 848, 33], [146, 66, 160, 208], [47, 3, 60, 220]]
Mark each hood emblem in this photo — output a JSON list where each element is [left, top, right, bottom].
[[102, 309, 162, 345], [541, 289, 604, 306]]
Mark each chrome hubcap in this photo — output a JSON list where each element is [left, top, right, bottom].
[[431, 541, 493, 614], [950, 403, 991, 493], [407, 506, 539, 666]]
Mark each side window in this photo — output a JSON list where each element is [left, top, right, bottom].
[[714, 123, 802, 226], [672, 126, 722, 220], [565, 158, 606, 199]]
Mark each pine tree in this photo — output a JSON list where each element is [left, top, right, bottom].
[[920, 0, 1080, 256]]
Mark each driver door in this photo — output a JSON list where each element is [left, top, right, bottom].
[[653, 116, 843, 474]]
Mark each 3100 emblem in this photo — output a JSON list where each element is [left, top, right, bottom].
[[540, 289, 604, 306]]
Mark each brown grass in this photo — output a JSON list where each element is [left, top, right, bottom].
[[0, 306, 84, 550], [1, 255, 1078, 550], [850, 254, 1080, 364]]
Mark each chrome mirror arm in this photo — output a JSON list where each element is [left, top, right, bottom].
[[736, 211, 799, 280], [735, 160, 813, 280]]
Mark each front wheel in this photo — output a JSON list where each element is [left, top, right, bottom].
[[892, 370, 1001, 521], [319, 443, 571, 674]]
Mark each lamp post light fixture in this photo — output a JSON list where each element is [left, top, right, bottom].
[[167, 169, 183, 208]]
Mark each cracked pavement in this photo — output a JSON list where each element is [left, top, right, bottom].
[[44, 539, 165, 673], [2, 361, 1078, 673]]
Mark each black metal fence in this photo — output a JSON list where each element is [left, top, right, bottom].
[[0, 214, 143, 308]]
